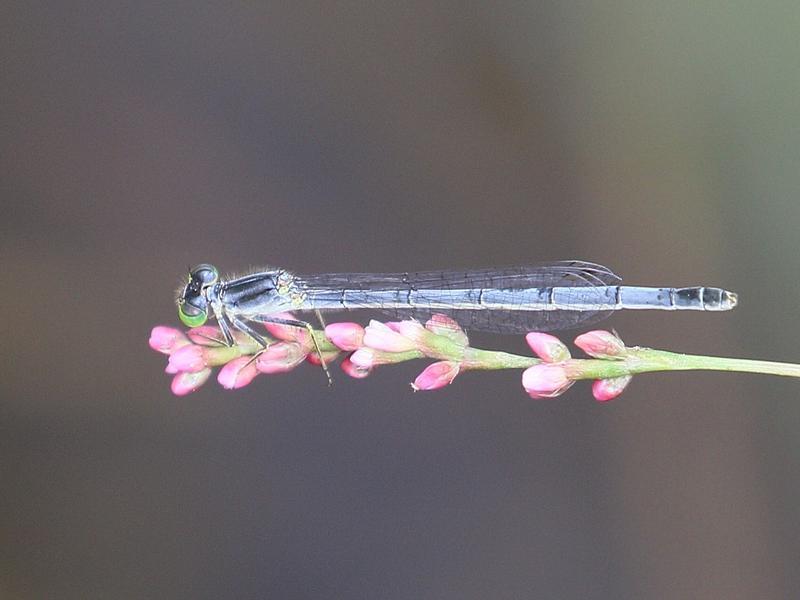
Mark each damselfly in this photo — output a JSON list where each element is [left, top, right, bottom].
[[176, 261, 737, 348]]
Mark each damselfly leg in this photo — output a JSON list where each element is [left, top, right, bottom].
[[248, 314, 333, 385]]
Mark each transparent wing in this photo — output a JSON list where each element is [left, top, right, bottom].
[[300, 261, 621, 333]]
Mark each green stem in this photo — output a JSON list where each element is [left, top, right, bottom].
[[311, 331, 341, 354], [628, 348, 800, 377], [566, 348, 800, 381], [292, 328, 800, 381], [410, 336, 540, 369], [461, 347, 540, 370]]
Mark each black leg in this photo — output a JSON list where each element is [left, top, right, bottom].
[[230, 316, 270, 349], [248, 315, 332, 385], [249, 315, 312, 329], [217, 313, 236, 347]]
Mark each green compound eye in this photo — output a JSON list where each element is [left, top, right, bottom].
[[178, 303, 208, 328]]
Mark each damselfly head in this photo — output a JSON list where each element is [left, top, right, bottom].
[[176, 264, 219, 327]]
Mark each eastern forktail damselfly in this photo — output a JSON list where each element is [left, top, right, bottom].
[[175, 261, 737, 348]]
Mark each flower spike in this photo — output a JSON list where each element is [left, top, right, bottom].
[[150, 319, 800, 397]]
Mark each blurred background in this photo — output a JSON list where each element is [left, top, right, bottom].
[[2, 2, 799, 598]]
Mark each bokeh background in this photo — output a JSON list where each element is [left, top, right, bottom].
[[2, 3, 800, 598]]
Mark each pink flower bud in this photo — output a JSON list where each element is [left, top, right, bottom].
[[425, 314, 469, 346], [392, 319, 430, 344], [350, 347, 416, 367], [262, 312, 308, 343], [522, 364, 574, 398], [149, 326, 190, 354], [255, 342, 307, 374], [574, 330, 627, 358], [218, 357, 260, 389], [411, 361, 460, 391], [340, 356, 372, 379], [350, 348, 378, 368], [592, 375, 632, 402], [525, 332, 571, 362], [171, 368, 212, 395], [168, 345, 208, 373], [362, 320, 418, 352], [324, 322, 365, 351], [383, 321, 404, 332]]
